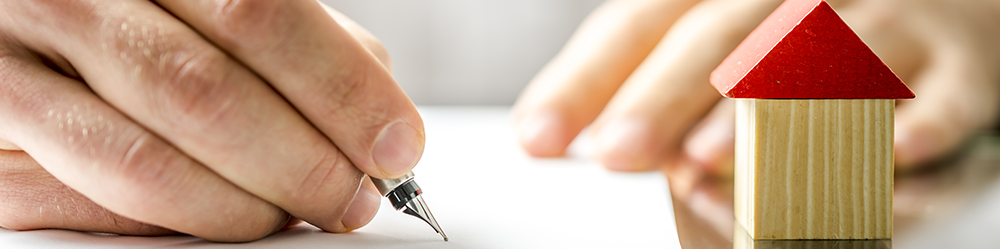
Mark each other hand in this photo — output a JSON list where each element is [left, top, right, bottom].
[[512, 0, 1000, 173]]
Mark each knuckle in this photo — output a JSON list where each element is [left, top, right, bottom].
[[110, 134, 284, 242], [280, 149, 362, 229], [292, 150, 348, 201], [106, 134, 208, 224], [110, 133, 182, 204], [156, 49, 244, 132], [320, 65, 374, 118]]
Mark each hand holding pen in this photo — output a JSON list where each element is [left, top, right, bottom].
[[0, 0, 429, 242]]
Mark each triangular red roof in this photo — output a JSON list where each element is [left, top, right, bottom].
[[709, 0, 914, 99]]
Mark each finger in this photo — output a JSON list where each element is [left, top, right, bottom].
[[510, 0, 701, 157], [341, 177, 380, 231], [3, 1, 365, 234], [157, 0, 423, 180], [888, 1, 1000, 169], [894, 51, 1000, 168], [0, 138, 19, 151], [683, 99, 735, 176], [589, 0, 783, 171], [0, 150, 174, 236], [0, 46, 286, 241], [320, 3, 392, 71]]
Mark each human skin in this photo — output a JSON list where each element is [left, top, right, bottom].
[[0, 0, 423, 242], [513, 0, 1000, 174]]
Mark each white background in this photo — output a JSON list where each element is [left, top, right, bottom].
[[321, 0, 605, 105]]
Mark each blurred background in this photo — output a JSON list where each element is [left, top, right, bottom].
[[322, 0, 604, 105], [319, 2, 1000, 248]]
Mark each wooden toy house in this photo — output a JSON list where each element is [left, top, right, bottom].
[[709, 0, 914, 240]]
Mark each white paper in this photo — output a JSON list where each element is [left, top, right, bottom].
[[0, 106, 680, 248]]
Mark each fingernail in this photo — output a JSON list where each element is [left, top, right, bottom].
[[593, 119, 656, 171], [373, 121, 423, 178], [341, 183, 381, 231], [516, 111, 568, 157]]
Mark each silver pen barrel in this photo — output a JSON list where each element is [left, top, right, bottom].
[[369, 172, 448, 241]]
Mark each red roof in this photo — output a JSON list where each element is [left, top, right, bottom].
[[709, 0, 914, 99]]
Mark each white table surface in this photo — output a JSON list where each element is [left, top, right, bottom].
[[0, 106, 680, 248]]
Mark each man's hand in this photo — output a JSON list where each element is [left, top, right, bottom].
[[512, 0, 1000, 173], [0, 0, 423, 242]]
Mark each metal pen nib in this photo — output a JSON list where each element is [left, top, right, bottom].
[[401, 195, 447, 241], [370, 172, 448, 241]]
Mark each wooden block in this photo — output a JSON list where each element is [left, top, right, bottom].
[[735, 99, 893, 239]]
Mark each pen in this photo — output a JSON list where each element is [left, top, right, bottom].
[[369, 172, 448, 241]]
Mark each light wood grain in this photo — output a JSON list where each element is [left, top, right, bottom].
[[735, 99, 893, 239]]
